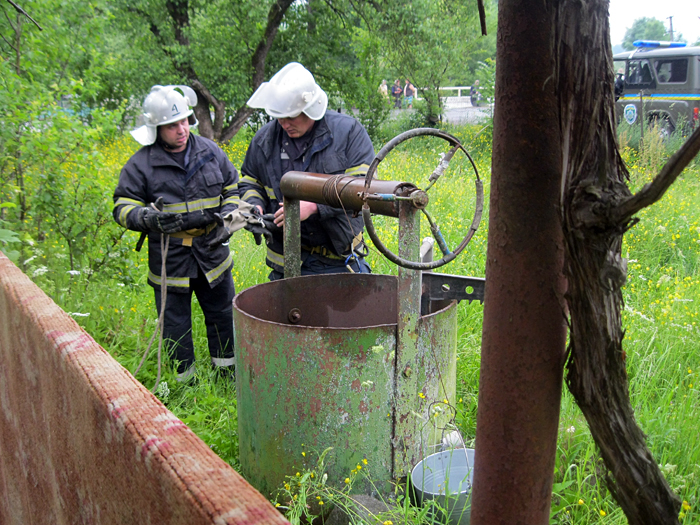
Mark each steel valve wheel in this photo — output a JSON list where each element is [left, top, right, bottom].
[[361, 128, 483, 270]]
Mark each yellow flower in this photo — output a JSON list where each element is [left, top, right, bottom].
[[682, 501, 691, 511], [319, 501, 324, 505], [310, 473, 314, 478], [275, 503, 280, 507], [302, 452, 306, 457], [384, 521, 393, 525], [578, 499, 584, 505], [295, 472, 300, 477], [443, 398, 449, 404], [344, 478, 350, 484], [418, 392, 426, 399], [362, 458, 368, 465], [600, 510, 606, 517]]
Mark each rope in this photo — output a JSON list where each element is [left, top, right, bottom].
[[133, 233, 170, 393]]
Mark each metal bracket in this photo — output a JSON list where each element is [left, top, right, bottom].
[[421, 273, 485, 304]]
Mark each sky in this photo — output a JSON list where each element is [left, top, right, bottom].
[[608, 0, 700, 46]]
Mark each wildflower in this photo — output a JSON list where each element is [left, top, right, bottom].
[[362, 458, 368, 465], [418, 392, 426, 399], [295, 472, 300, 477], [682, 501, 691, 511], [302, 452, 306, 457], [310, 473, 314, 478], [600, 510, 606, 517], [318, 501, 324, 505], [344, 478, 350, 484], [384, 521, 393, 525], [284, 483, 290, 490], [578, 499, 584, 505], [67, 270, 81, 276], [275, 503, 280, 507]]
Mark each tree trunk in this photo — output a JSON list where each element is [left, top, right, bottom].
[[470, 0, 567, 522], [555, 0, 681, 522], [219, 0, 295, 142]]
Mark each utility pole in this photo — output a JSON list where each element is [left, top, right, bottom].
[[667, 16, 674, 41]]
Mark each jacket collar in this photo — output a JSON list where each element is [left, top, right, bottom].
[[260, 114, 331, 160], [149, 134, 201, 168]]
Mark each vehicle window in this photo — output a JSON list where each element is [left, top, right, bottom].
[[654, 58, 688, 83], [626, 59, 655, 87]]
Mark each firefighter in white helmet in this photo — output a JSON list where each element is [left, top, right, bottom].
[[239, 63, 375, 280], [113, 85, 239, 382]]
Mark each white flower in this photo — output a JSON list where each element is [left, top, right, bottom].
[[69, 312, 90, 317], [32, 266, 48, 277], [67, 270, 81, 276]]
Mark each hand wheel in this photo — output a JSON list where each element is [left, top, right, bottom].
[[361, 128, 483, 270]]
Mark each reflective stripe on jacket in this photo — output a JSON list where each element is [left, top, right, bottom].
[[113, 134, 239, 291], [239, 111, 375, 273]]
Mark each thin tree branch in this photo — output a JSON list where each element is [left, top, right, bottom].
[[613, 125, 700, 223], [477, 0, 487, 36], [5, 0, 42, 30]]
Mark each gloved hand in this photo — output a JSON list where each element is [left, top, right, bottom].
[[138, 197, 183, 234], [206, 213, 234, 250], [244, 210, 276, 246]]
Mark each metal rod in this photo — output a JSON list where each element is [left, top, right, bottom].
[[392, 197, 422, 478], [283, 197, 301, 278]]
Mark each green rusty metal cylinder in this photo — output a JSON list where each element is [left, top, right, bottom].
[[233, 273, 457, 498]]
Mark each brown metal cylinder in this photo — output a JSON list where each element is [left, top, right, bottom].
[[279, 171, 416, 218], [469, 0, 567, 523]]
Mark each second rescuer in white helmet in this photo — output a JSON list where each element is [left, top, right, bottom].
[[239, 62, 376, 280]]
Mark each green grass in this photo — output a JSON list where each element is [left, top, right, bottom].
[[8, 122, 699, 524]]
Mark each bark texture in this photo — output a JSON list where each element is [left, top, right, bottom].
[[555, 0, 685, 522]]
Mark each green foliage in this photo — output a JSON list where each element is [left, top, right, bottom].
[[622, 17, 669, 50]]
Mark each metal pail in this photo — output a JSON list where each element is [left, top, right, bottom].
[[411, 448, 475, 525], [233, 273, 457, 497]]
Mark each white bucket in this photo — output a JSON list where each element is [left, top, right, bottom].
[[410, 449, 475, 525]]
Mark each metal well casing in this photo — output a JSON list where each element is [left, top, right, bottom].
[[233, 273, 457, 497]]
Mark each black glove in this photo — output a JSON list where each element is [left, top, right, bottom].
[[244, 211, 276, 246], [206, 213, 233, 251], [138, 197, 183, 234]]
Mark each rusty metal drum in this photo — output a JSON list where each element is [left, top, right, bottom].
[[233, 273, 457, 498]]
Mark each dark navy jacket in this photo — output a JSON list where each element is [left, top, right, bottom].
[[113, 134, 239, 292], [238, 111, 374, 273]]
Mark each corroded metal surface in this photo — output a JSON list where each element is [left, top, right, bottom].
[[234, 274, 457, 497], [393, 199, 422, 476], [283, 196, 301, 278], [279, 171, 411, 218]]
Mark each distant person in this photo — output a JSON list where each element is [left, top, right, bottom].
[[614, 68, 624, 101], [404, 79, 416, 109], [378, 79, 388, 98], [470, 80, 482, 107], [391, 79, 403, 109]]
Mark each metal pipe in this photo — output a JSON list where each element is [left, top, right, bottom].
[[283, 196, 301, 278], [280, 171, 419, 218]]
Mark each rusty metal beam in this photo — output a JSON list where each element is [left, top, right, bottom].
[[469, 0, 567, 522], [283, 196, 301, 278]]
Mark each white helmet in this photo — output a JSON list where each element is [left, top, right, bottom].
[[130, 85, 199, 146], [247, 62, 328, 120]]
